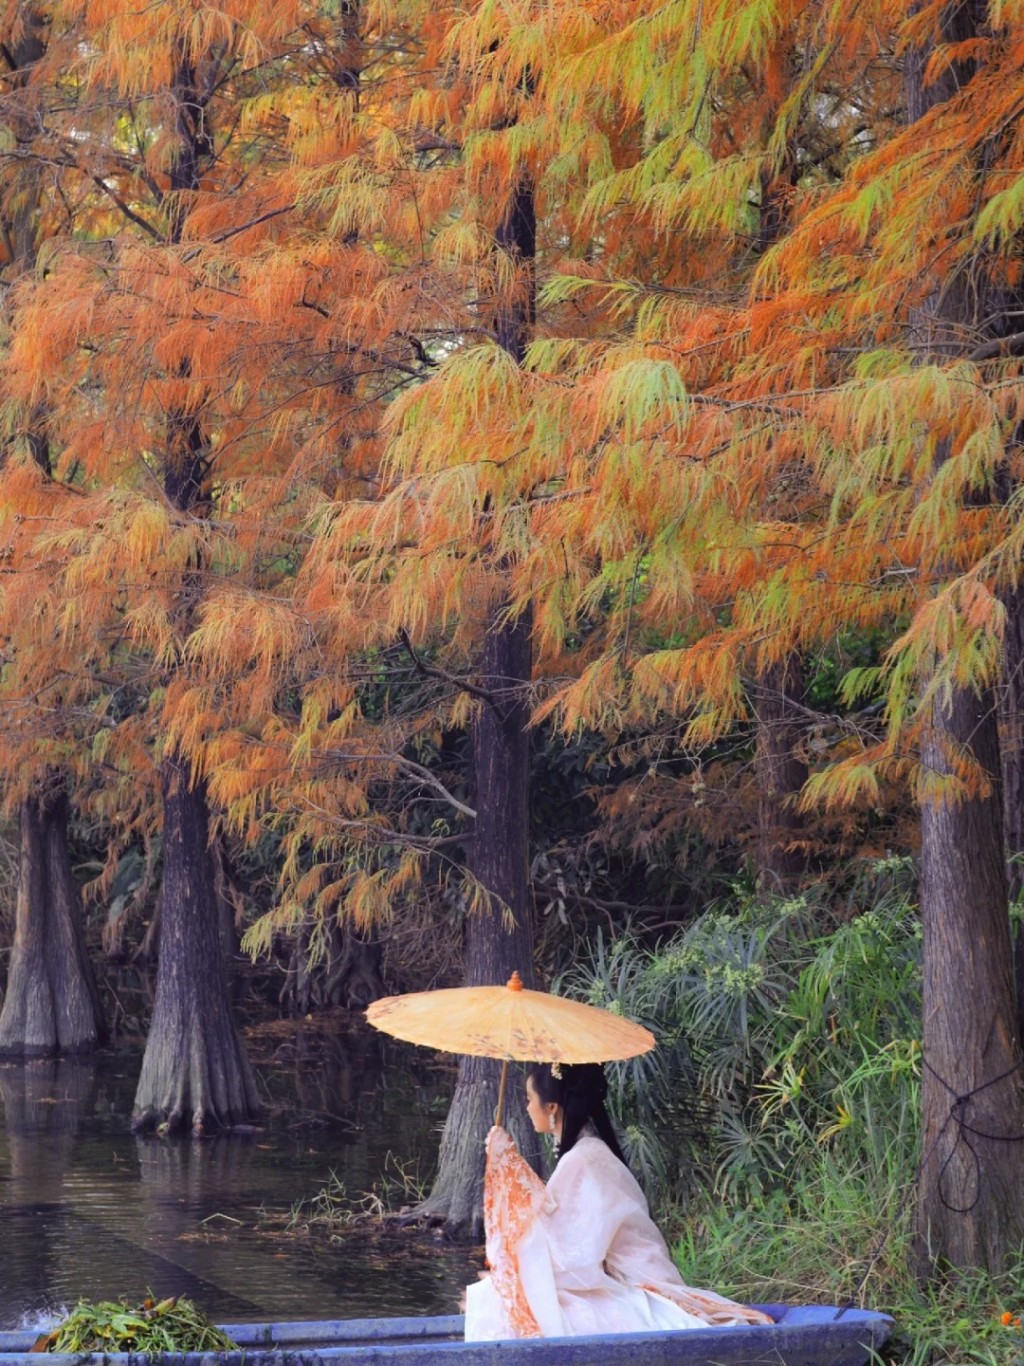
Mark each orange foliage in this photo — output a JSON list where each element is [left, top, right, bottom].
[[2, 0, 1024, 931]]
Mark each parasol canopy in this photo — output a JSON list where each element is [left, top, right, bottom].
[[365, 971, 655, 1065]]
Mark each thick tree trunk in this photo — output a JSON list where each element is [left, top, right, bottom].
[[0, 18, 104, 1061], [416, 173, 540, 1238], [132, 756, 261, 1134], [999, 579, 1024, 1044], [417, 609, 541, 1237], [130, 50, 259, 1135], [0, 788, 105, 1057], [909, 0, 1024, 1275], [1001, 580, 1024, 898], [753, 655, 807, 889], [917, 689, 1024, 1271]]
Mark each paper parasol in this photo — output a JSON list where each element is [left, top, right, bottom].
[[366, 971, 655, 1123]]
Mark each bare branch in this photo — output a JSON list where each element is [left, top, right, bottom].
[[970, 331, 1024, 362], [91, 176, 162, 240], [398, 627, 499, 705]]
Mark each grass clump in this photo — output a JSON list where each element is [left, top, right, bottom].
[[40, 1295, 237, 1354], [672, 1184, 1024, 1366], [281, 1152, 428, 1239]]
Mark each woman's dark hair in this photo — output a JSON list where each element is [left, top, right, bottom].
[[526, 1062, 626, 1163]]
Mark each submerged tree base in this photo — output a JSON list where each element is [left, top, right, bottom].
[[0, 788, 106, 1059], [131, 758, 261, 1136], [131, 1007, 262, 1137]]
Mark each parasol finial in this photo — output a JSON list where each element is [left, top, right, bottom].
[[506, 971, 524, 992]]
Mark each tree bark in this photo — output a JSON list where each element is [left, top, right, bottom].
[[416, 174, 541, 1239], [0, 787, 105, 1057], [0, 12, 105, 1061], [751, 143, 806, 893], [908, 0, 1024, 1276], [131, 48, 259, 1134], [417, 608, 540, 1237], [753, 655, 808, 889], [1001, 579, 1024, 900], [917, 689, 1024, 1271], [132, 757, 261, 1133], [998, 578, 1024, 1045]]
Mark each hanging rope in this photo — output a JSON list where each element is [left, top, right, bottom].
[[833, 1053, 1024, 1320], [921, 1057, 1024, 1214]]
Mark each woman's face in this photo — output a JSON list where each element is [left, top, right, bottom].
[[525, 1074, 560, 1136]]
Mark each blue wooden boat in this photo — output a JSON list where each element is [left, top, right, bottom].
[[0, 1306, 893, 1366]]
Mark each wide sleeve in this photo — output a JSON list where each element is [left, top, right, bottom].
[[481, 1125, 550, 1337]]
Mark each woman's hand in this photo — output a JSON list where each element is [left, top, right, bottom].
[[485, 1124, 514, 1160]]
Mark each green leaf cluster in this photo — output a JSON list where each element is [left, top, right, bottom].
[[41, 1295, 237, 1354]]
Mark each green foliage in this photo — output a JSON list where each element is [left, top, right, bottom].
[[560, 859, 921, 1205], [558, 863, 1024, 1360], [42, 1296, 236, 1353]]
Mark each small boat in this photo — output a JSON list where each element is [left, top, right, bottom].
[[0, 1305, 893, 1366]]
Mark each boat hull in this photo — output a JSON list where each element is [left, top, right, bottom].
[[0, 1305, 893, 1366]]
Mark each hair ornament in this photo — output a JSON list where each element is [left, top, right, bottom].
[[550, 1060, 563, 1079]]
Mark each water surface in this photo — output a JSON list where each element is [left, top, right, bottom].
[[0, 1023, 477, 1329]]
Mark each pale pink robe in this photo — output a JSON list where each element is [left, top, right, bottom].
[[464, 1126, 773, 1341]]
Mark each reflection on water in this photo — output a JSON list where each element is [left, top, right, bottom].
[[0, 1029, 476, 1329]]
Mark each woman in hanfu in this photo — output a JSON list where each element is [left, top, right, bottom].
[[464, 1063, 772, 1341]]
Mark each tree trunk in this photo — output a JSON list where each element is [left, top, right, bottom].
[[417, 609, 540, 1237], [749, 138, 806, 893], [753, 655, 807, 889], [0, 788, 105, 1057], [999, 578, 1024, 1044], [211, 836, 242, 960], [417, 175, 541, 1239], [0, 16, 105, 1061], [908, 0, 1024, 1275], [130, 47, 260, 1135], [1001, 581, 1024, 898], [132, 756, 261, 1134], [917, 688, 1024, 1271]]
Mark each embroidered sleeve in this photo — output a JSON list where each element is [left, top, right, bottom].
[[483, 1126, 548, 1337]]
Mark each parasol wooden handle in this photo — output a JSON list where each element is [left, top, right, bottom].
[[495, 1059, 509, 1127], [493, 973, 522, 1127]]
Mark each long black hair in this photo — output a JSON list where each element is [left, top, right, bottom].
[[526, 1062, 626, 1163]]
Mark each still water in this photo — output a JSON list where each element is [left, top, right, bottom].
[[0, 1022, 478, 1329]]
